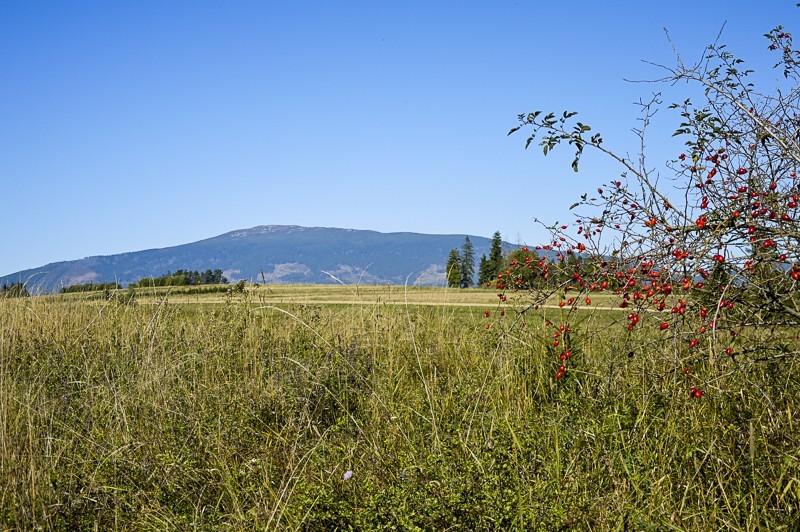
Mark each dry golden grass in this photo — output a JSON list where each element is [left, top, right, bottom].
[[3, 286, 797, 529], [116, 283, 627, 311]]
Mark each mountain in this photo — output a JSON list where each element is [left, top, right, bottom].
[[3, 225, 509, 293]]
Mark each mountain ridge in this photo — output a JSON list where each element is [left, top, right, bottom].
[[4, 225, 510, 293]]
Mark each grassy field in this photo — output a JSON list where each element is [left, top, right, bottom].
[[1, 284, 798, 530]]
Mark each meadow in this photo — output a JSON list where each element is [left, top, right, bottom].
[[1, 284, 798, 530]]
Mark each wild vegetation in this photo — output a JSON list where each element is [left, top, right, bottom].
[[0, 285, 798, 529], [504, 19, 800, 387]]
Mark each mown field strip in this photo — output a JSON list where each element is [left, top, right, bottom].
[[126, 284, 627, 309]]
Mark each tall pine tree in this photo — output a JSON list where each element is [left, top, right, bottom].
[[460, 236, 475, 288], [488, 231, 503, 279]]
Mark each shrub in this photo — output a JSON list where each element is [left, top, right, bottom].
[[504, 18, 800, 391]]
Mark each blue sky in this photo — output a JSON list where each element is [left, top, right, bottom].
[[2, 1, 797, 276]]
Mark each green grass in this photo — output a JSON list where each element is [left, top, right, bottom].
[[1, 286, 798, 530]]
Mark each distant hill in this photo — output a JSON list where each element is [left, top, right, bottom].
[[3, 225, 512, 294]]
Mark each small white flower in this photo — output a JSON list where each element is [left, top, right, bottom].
[[343, 470, 353, 481]]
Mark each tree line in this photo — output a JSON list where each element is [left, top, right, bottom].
[[1, 282, 29, 298], [60, 282, 122, 294], [446, 232, 504, 288], [130, 269, 228, 288], [446, 232, 614, 291]]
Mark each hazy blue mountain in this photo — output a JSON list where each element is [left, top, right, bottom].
[[3, 225, 512, 293]]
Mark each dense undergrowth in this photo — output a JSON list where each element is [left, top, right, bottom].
[[1, 288, 798, 530]]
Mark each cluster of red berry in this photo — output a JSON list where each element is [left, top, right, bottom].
[[689, 387, 706, 399]]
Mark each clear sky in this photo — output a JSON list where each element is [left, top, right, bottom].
[[2, 1, 797, 276]]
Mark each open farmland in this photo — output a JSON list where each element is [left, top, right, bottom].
[[1, 285, 799, 529], [78, 283, 627, 312]]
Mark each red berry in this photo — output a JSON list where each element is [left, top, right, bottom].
[[696, 215, 707, 229], [689, 387, 705, 399]]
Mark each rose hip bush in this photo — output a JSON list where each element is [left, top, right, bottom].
[[499, 24, 800, 394]]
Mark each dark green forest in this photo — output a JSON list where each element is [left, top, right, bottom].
[[130, 269, 228, 288]]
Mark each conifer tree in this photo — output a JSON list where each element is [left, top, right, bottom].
[[477, 254, 490, 286], [460, 237, 475, 288], [446, 249, 462, 288], [487, 231, 503, 281]]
